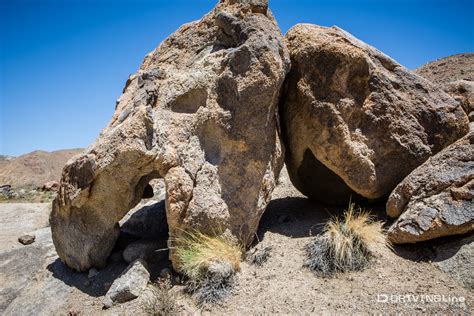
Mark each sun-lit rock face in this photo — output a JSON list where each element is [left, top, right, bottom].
[[387, 132, 474, 243], [50, 0, 290, 271], [280, 24, 469, 205]]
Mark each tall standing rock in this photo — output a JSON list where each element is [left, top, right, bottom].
[[50, 0, 290, 271], [280, 24, 469, 204]]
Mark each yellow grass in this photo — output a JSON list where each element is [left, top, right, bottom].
[[326, 203, 387, 268], [175, 231, 243, 280]]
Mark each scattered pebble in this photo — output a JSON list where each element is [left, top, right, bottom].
[[18, 234, 35, 245]]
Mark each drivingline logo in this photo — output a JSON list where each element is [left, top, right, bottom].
[[377, 294, 466, 305]]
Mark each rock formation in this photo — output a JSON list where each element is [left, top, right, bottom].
[[387, 132, 473, 243], [444, 80, 474, 121], [414, 54, 474, 122], [50, 0, 290, 271], [280, 24, 469, 204]]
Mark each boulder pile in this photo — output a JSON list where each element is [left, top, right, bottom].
[[50, 0, 472, 272]]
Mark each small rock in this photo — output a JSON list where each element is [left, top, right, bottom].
[[0, 184, 13, 199], [123, 239, 166, 263], [102, 297, 113, 310], [88, 268, 99, 278], [42, 181, 60, 192], [103, 259, 150, 308], [18, 234, 35, 245], [160, 268, 172, 279]]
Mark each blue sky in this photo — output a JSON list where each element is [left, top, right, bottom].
[[1, 0, 473, 156]]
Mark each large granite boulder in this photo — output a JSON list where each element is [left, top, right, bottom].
[[387, 132, 474, 243], [50, 0, 290, 271], [280, 24, 469, 204]]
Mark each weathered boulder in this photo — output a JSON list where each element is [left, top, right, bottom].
[[280, 24, 469, 204], [50, 0, 290, 271], [387, 132, 474, 243]]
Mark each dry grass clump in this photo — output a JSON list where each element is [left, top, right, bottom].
[[304, 203, 386, 277], [144, 278, 177, 316], [175, 231, 243, 305], [144, 278, 178, 316]]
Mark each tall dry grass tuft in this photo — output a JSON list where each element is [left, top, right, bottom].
[[305, 203, 388, 277], [175, 231, 243, 305]]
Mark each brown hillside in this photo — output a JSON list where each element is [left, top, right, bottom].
[[0, 155, 14, 168], [0, 149, 83, 189], [414, 53, 474, 84]]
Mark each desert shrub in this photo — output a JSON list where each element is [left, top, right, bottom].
[[246, 245, 272, 266], [186, 261, 236, 305], [144, 278, 177, 316], [304, 203, 386, 277], [175, 231, 242, 305]]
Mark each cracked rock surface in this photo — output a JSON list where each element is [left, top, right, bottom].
[[387, 132, 474, 243]]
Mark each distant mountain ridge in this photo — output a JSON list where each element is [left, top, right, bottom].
[[0, 149, 83, 189], [414, 53, 474, 84]]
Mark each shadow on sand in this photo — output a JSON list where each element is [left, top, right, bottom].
[[47, 258, 128, 297], [257, 196, 472, 265], [392, 232, 474, 263], [257, 196, 388, 241], [48, 200, 171, 296]]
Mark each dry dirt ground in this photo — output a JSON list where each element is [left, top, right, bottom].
[[0, 169, 472, 315]]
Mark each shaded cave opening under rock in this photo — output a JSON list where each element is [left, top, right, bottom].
[[296, 148, 368, 205], [111, 177, 172, 280]]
